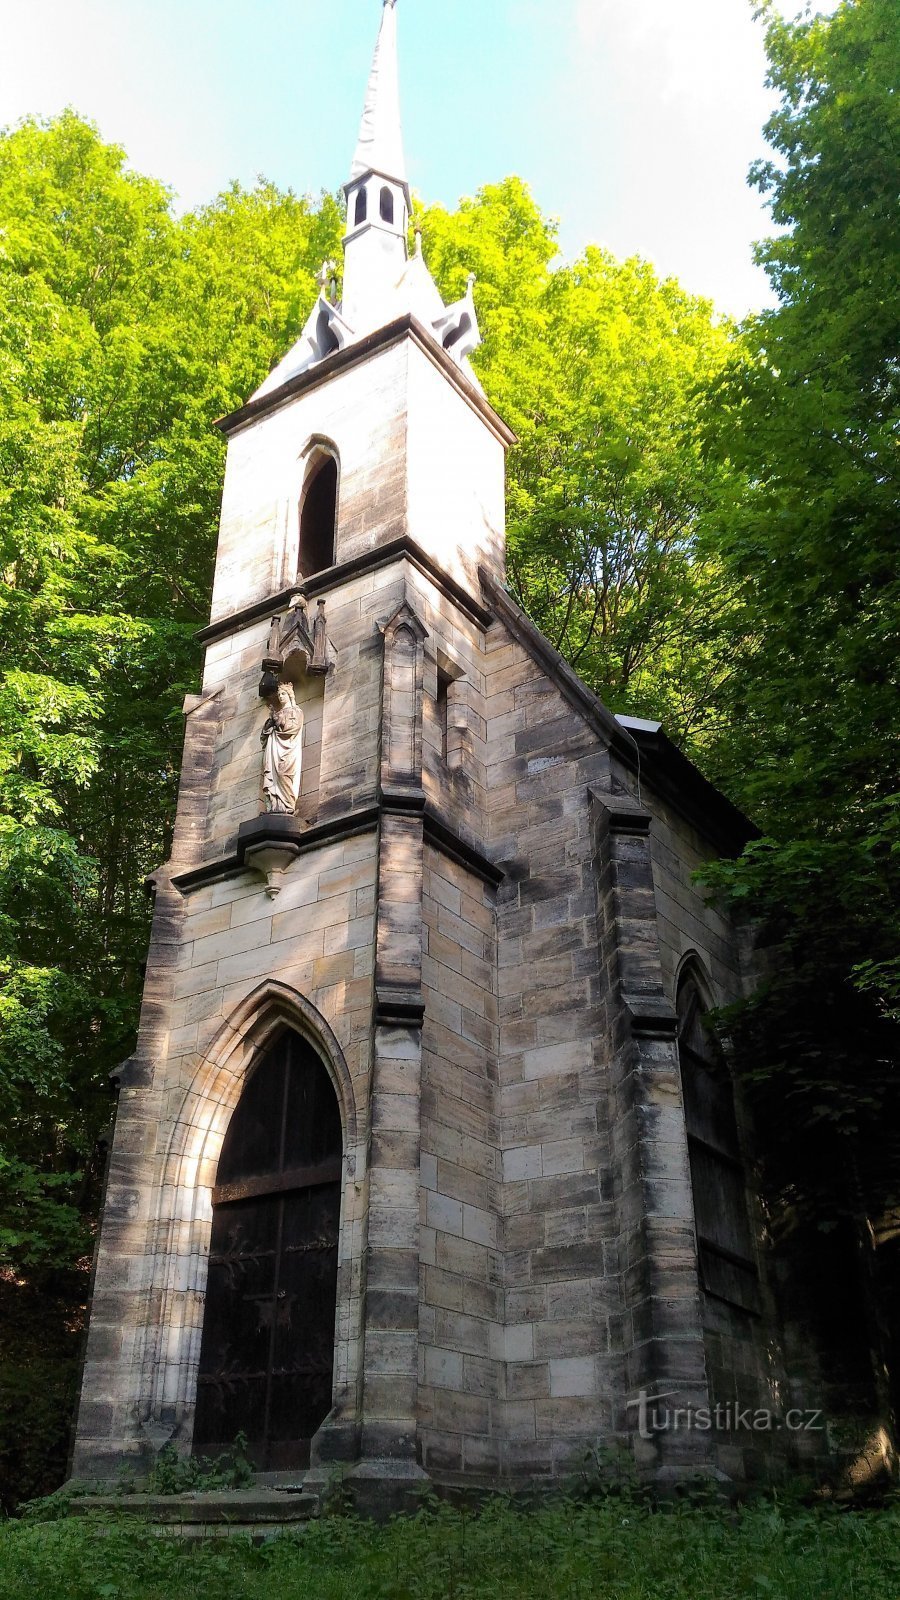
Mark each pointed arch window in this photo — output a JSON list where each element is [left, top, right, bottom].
[[298, 449, 338, 579], [193, 1030, 342, 1469], [677, 966, 761, 1315], [354, 187, 368, 227], [379, 185, 395, 225]]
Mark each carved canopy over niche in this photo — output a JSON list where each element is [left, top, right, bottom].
[[260, 592, 330, 695]]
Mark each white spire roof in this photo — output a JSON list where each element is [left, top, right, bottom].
[[250, 0, 483, 401], [349, 0, 407, 191]]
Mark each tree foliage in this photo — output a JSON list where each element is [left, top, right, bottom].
[[700, 0, 900, 1243], [423, 181, 745, 738]]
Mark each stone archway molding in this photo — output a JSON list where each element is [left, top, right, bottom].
[[139, 981, 362, 1449]]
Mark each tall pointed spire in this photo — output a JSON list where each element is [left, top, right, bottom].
[[350, 0, 407, 192], [251, 0, 481, 394]]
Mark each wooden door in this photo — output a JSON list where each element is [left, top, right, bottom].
[[193, 1031, 342, 1469]]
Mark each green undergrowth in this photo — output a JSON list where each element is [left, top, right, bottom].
[[145, 1435, 254, 1495], [0, 1495, 898, 1600]]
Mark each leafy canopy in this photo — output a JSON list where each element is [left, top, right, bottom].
[[702, 0, 900, 1232], [424, 181, 746, 739], [0, 111, 345, 1278]]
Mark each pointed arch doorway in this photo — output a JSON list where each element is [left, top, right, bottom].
[[193, 1029, 342, 1470]]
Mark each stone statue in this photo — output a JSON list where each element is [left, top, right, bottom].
[[260, 680, 303, 814]]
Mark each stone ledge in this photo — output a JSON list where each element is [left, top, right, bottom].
[[69, 1489, 319, 1526], [214, 313, 516, 450], [623, 993, 679, 1040], [196, 534, 494, 645], [423, 806, 504, 888], [171, 805, 380, 894], [169, 800, 503, 895], [375, 985, 426, 1027], [237, 812, 309, 851]]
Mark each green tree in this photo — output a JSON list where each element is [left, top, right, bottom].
[[423, 180, 746, 741], [700, 0, 900, 1419], [0, 111, 343, 1505]]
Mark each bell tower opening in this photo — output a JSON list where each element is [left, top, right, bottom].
[[298, 451, 338, 578], [193, 1029, 342, 1470]]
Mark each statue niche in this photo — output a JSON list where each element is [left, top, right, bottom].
[[258, 592, 330, 820], [239, 594, 331, 897]]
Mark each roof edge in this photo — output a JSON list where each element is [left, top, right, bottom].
[[215, 315, 517, 448], [615, 717, 758, 856], [479, 568, 756, 857]]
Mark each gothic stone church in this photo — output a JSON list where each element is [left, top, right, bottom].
[[72, 1, 819, 1501]]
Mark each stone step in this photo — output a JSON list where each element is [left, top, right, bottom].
[[69, 1488, 320, 1540]]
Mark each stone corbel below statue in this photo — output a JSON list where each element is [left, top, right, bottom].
[[239, 594, 332, 897]]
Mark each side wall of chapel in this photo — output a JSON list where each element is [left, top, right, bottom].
[[636, 779, 814, 1480]]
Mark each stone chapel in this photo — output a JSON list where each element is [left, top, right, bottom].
[[72, 0, 822, 1505]]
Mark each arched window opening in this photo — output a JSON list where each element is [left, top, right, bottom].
[[298, 453, 338, 579], [194, 1030, 342, 1470], [677, 969, 760, 1315], [354, 187, 368, 226], [379, 185, 395, 225]]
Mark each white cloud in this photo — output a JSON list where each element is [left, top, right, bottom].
[[553, 0, 807, 313], [0, 0, 844, 318]]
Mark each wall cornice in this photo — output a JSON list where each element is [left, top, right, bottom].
[[214, 314, 516, 448]]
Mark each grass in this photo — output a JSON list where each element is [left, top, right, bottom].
[[0, 1494, 898, 1600]]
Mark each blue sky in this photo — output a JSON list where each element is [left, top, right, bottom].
[[1, 1, 839, 318]]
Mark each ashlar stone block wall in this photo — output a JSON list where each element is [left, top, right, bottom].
[[641, 783, 802, 1480], [73, 326, 799, 1490], [209, 324, 508, 629]]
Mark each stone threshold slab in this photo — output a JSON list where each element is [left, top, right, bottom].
[[68, 1488, 319, 1531]]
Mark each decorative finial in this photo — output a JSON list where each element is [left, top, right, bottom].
[[312, 260, 333, 300], [414, 220, 423, 257]]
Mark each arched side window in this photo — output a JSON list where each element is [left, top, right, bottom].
[[193, 1030, 342, 1469], [298, 450, 338, 579], [354, 187, 368, 226], [379, 185, 394, 225], [677, 966, 760, 1315]]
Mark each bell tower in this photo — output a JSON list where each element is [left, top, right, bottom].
[[72, 0, 517, 1503], [208, 0, 507, 620]]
